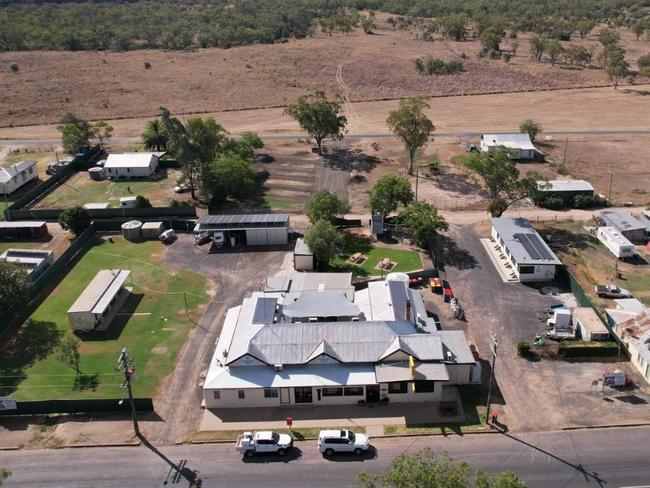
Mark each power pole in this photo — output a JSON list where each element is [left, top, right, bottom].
[[117, 347, 140, 437], [485, 331, 499, 424], [415, 167, 419, 202]]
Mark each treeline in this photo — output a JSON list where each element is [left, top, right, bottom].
[[0, 0, 648, 52]]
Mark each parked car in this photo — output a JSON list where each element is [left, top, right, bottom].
[[429, 277, 442, 293], [159, 229, 176, 243], [194, 232, 211, 245], [235, 431, 293, 457], [212, 231, 225, 247], [595, 284, 632, 299], [318, 430, 370, 456]]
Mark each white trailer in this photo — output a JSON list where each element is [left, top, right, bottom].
[[596, 226, 635, 259]]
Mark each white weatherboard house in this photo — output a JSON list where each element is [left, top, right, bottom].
[[204, 273, 479, 408], [0, 160, 37, 195], [67, 269, 131, 332], [491, 218, 561, 282], [104, 152, 160, 179], [480, 133, 536, 160]]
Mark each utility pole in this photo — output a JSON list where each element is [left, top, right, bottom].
[[485, 331, 498, 424], [607, 170, 614, 206], [117, 348, 140, 437], [415, 167, 419, 202]]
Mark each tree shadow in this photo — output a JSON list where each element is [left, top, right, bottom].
[[543, 227, 595, 252], [0, 319, 62, 396], [80, 293, 144, 342], [73, 373, 100, 391], [433, 173, 488, 198], [339, 233, 374, 255], [435, 235, 479, 271], [323, 148, 381, 173]]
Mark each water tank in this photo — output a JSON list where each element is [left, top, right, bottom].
[[88, 167, 105, 181], [121, 220, 143, 241]]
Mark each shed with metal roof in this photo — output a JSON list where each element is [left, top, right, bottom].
[[194, 213, 289, 246]]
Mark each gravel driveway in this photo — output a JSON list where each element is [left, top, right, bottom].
[[438, 224, 650, 432], [145, 234, 290, 444]]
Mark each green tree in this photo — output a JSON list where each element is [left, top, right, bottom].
[[638, 53, 650, 69], [360, 13, 376, 34], [0, 261, 30, 333], [544, 38, 563, 65], [463, 149, 540, 217], [576, 19, 595, 38], [57, 113, 93, 154], [529, 35, 545, 62], [206, 154, 257, 207], [479, 27, 502, 53], [240, 131, 264, 150], [0, 468, 10, 486], [386, 97, 435, 175], [142, 118, 168, 152], [305, 219, 341, 269], [398, 202, 448, 248], [631, 20, 646, 40], [598, 27, 620, 47], [134, 195, 152, 208], [161, 108, 227, 200], [519, 119, 543, 141], [605, 47, 629, 88], [58, 206, 91, 236], [90, 120, 113, 148], [284, 91, 347, 154], [307, 189, 350, 224], [57, 336, 81, 376], [439, 14, 467, 41], [358, 449, 527, 488], [368, 174, 414, 219]]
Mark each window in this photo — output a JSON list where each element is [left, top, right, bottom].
[[344, 386, 364, 396], [388, 382, 408, 394], [519, 265, 535, 274], [322, 387, 343, 397], [212, 390, 220, 400], [264, 388, 278, 399], [238, 390, 245, 399], [414, 381, 435, 393]]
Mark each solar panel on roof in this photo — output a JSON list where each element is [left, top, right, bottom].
[[515, 233, 555, 261]]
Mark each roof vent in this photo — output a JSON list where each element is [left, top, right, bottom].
[[274, 364, 284, 372]]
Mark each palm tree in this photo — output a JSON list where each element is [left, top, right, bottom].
[[142, 119, 168, 151]]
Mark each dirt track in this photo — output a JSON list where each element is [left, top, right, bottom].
[[1, 84, 650, 143]]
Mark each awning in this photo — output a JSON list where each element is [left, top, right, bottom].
[[375, 362, 449, 383]]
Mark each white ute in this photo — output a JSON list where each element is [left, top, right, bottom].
[[236, 431, 293, 457], [318, 430, 370, 456]]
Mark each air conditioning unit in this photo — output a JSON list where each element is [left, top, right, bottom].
[[274, 364, 284, 372]]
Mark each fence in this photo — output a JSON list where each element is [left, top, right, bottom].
[[0, 398, 154, 416], [5, 205, 197, 222]]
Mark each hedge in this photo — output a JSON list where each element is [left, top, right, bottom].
[[558, 341, 619, 357]]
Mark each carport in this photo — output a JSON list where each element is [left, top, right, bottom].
[[193, 214, 290, 247]]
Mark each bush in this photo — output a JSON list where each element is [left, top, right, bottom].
[[10, 62, 18, 73], [503, 53, 511, 63], [144, 61, 152, 69], [134, 195, 152, 208], [58, 206, 91, 236], [538, 195, 565, 209], [170, 199, 190, 207], [572, 193, 606, 209], [558, 341, 619, 358], [517, 341, 531, 357], [415, 57, 464, 75], [637, 53, 650, 69]]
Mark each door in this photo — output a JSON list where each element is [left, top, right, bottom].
[[366, 385, 380, 403], [294, 387, 313, 404], [280, 388, 291, 404]]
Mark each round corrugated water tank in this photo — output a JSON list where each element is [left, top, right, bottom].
[[88, 166, 106, 181], [121, 220, 143, 241]]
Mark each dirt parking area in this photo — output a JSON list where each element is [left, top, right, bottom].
[[435, 223, 650, 432]]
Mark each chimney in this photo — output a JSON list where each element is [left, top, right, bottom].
[[405, 299, 412, 322]]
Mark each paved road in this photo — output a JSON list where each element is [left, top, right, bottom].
[[2, 129, 650, 146], [3, 427, 650, 487]]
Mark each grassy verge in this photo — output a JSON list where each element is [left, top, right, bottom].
[[263, 198, 295, 209], [185, 426, 366, 443], [0, 236, 209, 400], [330, 233, 422, 276]]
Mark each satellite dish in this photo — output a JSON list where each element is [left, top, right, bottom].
[[545, 135, 553, 142]]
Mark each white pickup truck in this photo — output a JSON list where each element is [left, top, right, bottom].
[[595, 284, 632, 299], [236, 431, 293, 457]]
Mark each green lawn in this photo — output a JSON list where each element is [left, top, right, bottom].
[[0, 237, 209, 400], [34, 170, 186, 208], [330, 234, 422, 276], [263, 198, 296, 209]]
